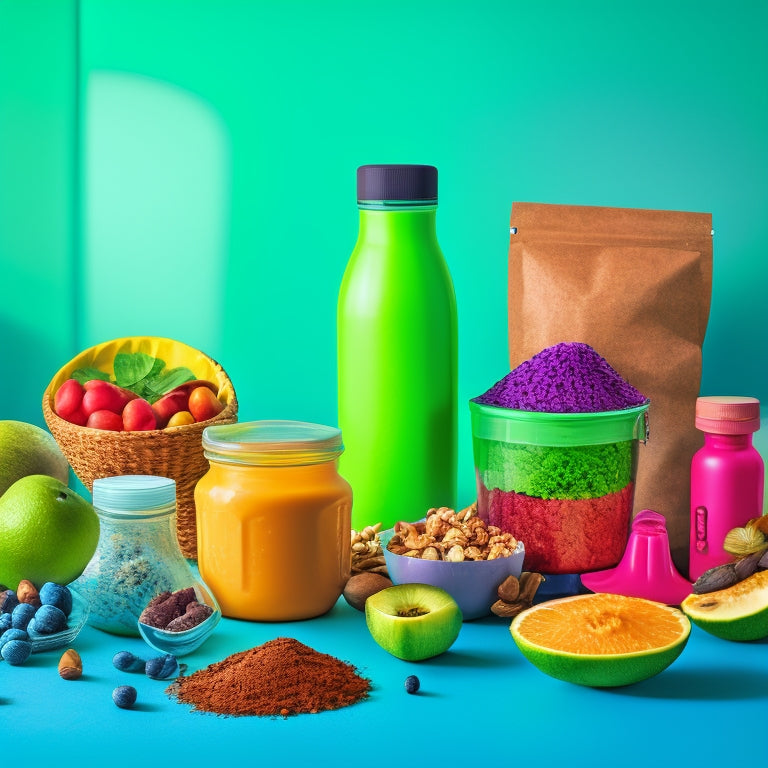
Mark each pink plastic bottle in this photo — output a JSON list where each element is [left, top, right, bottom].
[[689, 396, 764, 581]]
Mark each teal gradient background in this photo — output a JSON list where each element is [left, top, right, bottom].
[[1, 0, 766, 507], [1, 3, 768, 766]]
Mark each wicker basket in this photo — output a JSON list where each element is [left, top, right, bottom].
[[42, 336, 238, 559]]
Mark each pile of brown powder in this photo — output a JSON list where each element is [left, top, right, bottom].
[[166, 637, 371, 716]]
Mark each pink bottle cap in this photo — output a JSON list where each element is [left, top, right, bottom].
[[695, 396, 761, 434], [580, 510, 693, 606]]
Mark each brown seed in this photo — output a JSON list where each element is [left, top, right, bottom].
[[518, 572, 544, 603], [692, 562, 739, 594], [17, 579, 41, 608], [58, 648, 83, 680], [497, 575, 520, 603], [342, 571, 393, 612], [734, 550, 765, 582], [490, 599, 527, 618]]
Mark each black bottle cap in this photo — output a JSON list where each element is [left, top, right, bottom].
[[357, 164, 437, 203]]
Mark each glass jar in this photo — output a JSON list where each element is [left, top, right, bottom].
[[195, 420, 352, 621], [73, 475, 211, 636], [470, 401, 650, 575]]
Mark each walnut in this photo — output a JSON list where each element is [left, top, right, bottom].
[[425, 515, 451, 539], [445, 544, 465, 562], [398, 521, 432, 550], [487, 543, 511, 560], [455, 502, 478, 522], [430, 506, 457, 521], [463, 546, 484, 561], [387, 503, 519, 563], [442, 528, 468, 546]]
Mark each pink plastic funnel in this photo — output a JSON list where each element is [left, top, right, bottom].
[[580, 509, 693, 605]]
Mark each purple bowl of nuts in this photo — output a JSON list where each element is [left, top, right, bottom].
[[137, 583, 221, 656], [381, 505, 525, 621]]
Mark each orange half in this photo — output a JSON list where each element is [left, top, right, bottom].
[[511, 593, 690, 687]]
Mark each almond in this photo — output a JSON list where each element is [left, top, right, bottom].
[[58, 648, 83, 680]]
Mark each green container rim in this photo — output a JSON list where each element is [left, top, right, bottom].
[[469, 401, 650, 447]]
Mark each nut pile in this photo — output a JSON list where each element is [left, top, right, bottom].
[[490, 572, 544, 617], [351, 523, 388, 576], [387, 503, 518, 561]]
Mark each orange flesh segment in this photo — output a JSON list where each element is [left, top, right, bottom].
[[516, 594, 686, 655]]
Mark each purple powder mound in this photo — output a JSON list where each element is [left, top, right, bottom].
[[473, 342, 648, 413]]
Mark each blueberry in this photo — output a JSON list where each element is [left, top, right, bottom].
[[0, 613, 12, 632], [0, 589, 19, 613], [112, 685, 138, 709], [0, 628, 29, 649], [11, 602, 36, 630], [404, 675, 420, 694], [112, 650, 146, 672], [145, 654, 179, 680], [1, 639, 32, 665], [39, 583, 73, 617], [29, 604, 68, 635]]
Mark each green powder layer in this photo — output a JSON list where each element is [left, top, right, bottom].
[[476, 440, 634, 499]]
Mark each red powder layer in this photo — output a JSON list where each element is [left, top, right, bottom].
[[477, 482, 633, 574]]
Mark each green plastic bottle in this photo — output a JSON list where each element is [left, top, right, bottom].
[[337, 164, 457, 532]]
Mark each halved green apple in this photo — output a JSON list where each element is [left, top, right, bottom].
[[364, 583, 462, 661]]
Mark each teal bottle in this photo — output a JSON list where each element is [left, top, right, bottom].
[[337, 164, 457, 531]]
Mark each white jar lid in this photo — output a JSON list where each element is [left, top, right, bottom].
[[93, 475, 176, 514]]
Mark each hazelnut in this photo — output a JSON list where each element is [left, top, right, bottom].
[[17, 579, 41, 608], [343, 572, 393, 612]]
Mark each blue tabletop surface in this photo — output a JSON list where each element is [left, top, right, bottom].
[[4, 418, 766, 765], [2, 587, 767, 767]]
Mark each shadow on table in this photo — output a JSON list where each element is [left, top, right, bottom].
[[609, 666, 768, 701], [431, 647, 515, 670]]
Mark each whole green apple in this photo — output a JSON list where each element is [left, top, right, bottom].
[[0, 474, 99, 589], [364, 583, 462, 661]]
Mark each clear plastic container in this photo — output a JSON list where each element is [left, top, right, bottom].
[[195, 420, 352, 621], [470, 401, 649, 574], [73, 475, 212, 636]]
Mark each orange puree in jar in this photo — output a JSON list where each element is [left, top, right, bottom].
[[194, 421, 352, 621]]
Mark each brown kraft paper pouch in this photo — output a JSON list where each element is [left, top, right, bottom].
[[508, 202, 713, 576]]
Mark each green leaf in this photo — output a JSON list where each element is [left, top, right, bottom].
[[114, 352, 156, 387], [81, 351, 198, 403], [145, 366, 196, 399], [71, 367, 111, 386], [147, 356, 166, 379]]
